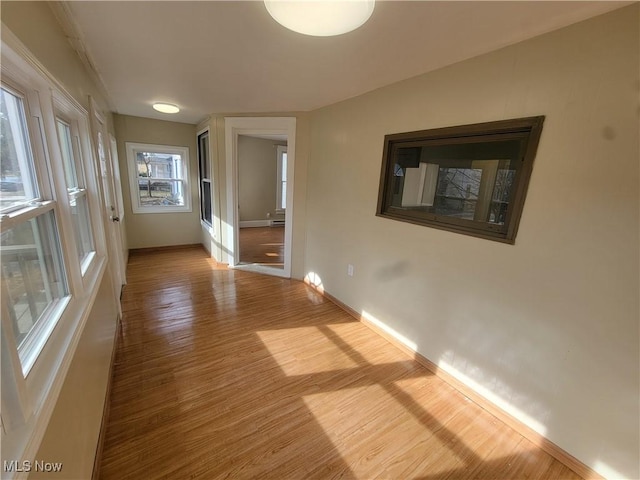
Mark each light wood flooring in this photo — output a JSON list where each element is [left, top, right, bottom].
[[99, 246, 582, 480], [239, 226, 284, 268]]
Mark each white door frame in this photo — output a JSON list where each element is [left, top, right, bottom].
[[224, 117, 296, 278], [89, 97, 126, 311], [109, 134, 128, 281]]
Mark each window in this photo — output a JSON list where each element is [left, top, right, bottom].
[[198, 130, 212, 225], [0, 85, 70, 373], [2, 33, 109, 467], [376, 116, 545, 243], [0, 86, 39, 211], [56, 118, 95, 270], [276, 145, 287, 212], [125, 142, 191, 214]]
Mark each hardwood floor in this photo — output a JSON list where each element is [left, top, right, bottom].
[[99, 246, 582, 480], [239, 226, 284, 268]]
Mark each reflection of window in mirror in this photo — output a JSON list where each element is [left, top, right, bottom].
[[377, 116, 544, 243]]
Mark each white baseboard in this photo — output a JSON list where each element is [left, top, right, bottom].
[[239, 220, 270, 228]]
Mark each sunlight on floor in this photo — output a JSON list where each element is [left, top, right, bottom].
[[323, 323, 409, 365], [302, 384, 451, 479], [257, 326, 358, 375]]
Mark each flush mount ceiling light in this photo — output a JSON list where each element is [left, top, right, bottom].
[[264, 0, 375, 37], [152, 103, 180, 114]]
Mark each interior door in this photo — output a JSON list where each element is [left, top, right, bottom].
[[109, 134, 127, 283], [89, 98, 126, 308]]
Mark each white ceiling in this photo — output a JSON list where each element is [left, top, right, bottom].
[[62, 1, 630, 125]]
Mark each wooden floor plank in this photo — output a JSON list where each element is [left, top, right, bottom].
[[99, 246, 582, 480], [239, 226, 284, 267]]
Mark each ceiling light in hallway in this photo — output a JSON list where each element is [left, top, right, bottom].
[[152, 103, 180, 114], [264, 0, 375, 37]]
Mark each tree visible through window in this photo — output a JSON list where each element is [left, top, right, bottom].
[[125, 143, 191, 214], [0, 85, 70, 372]]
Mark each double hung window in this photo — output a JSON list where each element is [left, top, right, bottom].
[[56, 117, 95, 271], [1, 85, 69, 373], [198, 130, 212, 225], [1, 33, 108, 470], [126, 142, 191, 214]]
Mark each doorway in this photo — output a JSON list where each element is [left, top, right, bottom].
[[225, 117, 296, 278]]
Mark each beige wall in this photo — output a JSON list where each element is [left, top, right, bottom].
[[30, 271, 118, 480], [304, 6, 639, 479], [113, 114, 200, 249], [238, 135, 284, 222], [2, 2, 121, 478]]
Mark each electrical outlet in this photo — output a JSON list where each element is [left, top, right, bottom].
[[347, 264, 354, 277]]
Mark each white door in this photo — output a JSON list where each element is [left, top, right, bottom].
[[109, 134, 127, 283], [89, 98, 126, 308]]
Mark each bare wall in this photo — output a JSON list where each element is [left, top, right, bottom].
[[304, 6, 639, 479], [238, 135, 283, 222], [114, 114, 200, 249], [30, 271, 118, 480]]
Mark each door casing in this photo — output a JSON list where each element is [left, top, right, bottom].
[[224, 117, 296, 278]]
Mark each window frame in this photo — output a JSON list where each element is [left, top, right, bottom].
[[0, 84, 41, 214], [197, 129, 212, 227], [53, 113, 96, 274], [376, 116, 545, 244], [0, 79, 72, 378], [1, 33, 108, 469], [125, 142, 191, 214], [51, 87, 105, 287], [276, 145, 287, 214]]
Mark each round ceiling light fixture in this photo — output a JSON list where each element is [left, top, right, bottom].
[[152, 103, 180, 114], [264, 0, 375, 37]]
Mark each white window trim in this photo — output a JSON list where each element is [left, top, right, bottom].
[[197, 128, 213, 229], [52, 96, 102, 281], [200, 179, 212, 228], [276, 145, 287, 214], [1, 28, 109, 479], [125, 142, 191, 214]]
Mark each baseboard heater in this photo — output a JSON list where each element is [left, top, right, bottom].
[[270, 219, 285, 227]]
